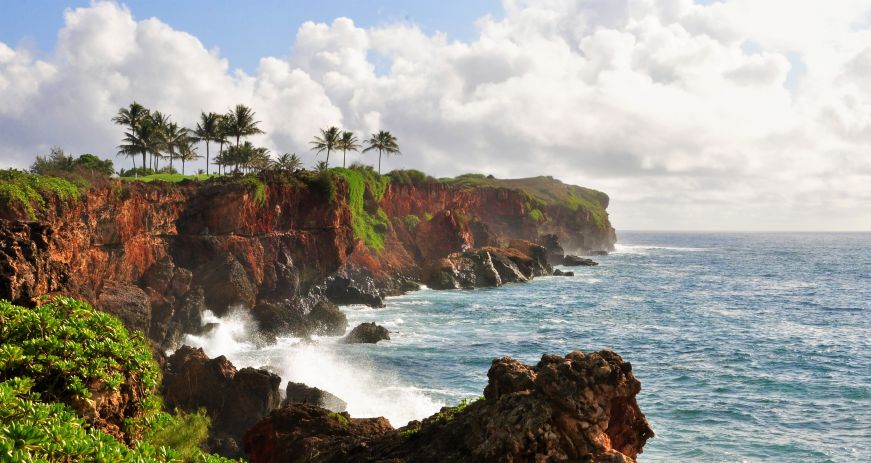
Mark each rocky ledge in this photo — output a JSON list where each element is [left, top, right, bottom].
[[244, 349, 653, 463]]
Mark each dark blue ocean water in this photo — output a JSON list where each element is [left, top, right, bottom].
[[192, 232, 871, 462]]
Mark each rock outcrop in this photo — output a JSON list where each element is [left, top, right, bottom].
[[283, 381, 347, 412], [563, 254, 599, 266], [343, 322, 390, 344], [244, 349, 653, 463], [161, 346, 282, 458]]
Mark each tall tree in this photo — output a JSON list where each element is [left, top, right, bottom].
[[194, 112, 221, 175], [118, 117, 162, 173], [160, 121, 187, 172], [272, 153, 302, 172], [338, 131, 360, 168], [225, 104, 264, 148], [310, 126, 341, 167], [177, 135, 200, 175], [149, 111, 170, 170], [363, 130, 400, 174], [112, 102, 150, 169]]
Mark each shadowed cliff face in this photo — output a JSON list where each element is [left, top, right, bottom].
[[0, 174, 615, 346]]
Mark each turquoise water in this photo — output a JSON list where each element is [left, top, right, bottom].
[[191, 232, 871, 462]]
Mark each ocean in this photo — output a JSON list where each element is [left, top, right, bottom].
[[185, 232, 871, 462]]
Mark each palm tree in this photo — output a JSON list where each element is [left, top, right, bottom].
[[178, 135, 201, 175], [363, 130, 400, 174], [149, 111, 170, 170], [194, 112, 221, 175], [117, 117, 162, 173], [225, 104, 264, 148], [272, 153, 302, 172], [215, 114, 231, 175], [310, 126, 341, 167], [112, 102, 150, 169], [160, 121, 187, 172], [337, 131, 359, 168]]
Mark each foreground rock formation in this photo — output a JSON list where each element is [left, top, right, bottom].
[[244, 349, 653, 463]]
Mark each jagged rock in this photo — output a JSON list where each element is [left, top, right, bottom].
[[539, 233, 565, 263], [244, 349, 653, 463], [343, 322, 390, 344], [162, 346, 282, 458], [508, 239, 552, 276], [424, 243, 553, 290], [245, 405, 393, 463], [194, 254, 256, 315], [252, 298, 348, 341], [324, 268, 385, 307], [563, 254, 599, 266], [283, 382, 347, 412], [95, 283, 151, 334], [148, 285, 206, 349], [553, 268, 575, 276]]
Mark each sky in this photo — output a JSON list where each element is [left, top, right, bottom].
[[1, 1, 870, 231]]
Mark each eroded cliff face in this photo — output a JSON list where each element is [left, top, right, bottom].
[[0, 174, 615, 346]]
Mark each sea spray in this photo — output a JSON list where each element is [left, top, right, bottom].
[[182, 308, 444, 427]]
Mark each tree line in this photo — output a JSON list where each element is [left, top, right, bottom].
[[113, 102, 400, 176]]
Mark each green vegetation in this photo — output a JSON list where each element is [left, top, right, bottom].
[[431, 396, 484, 424], [424, 212, 433, 221], [311, 127, 341, 167], [31, 148, 115, 177], [0, 297, 235, 462], [402, 214, 421, 230], [399, 424, 421, 437], [387, 169, 434, 186], [528, 208, 544, 222], [328, 412, 350, 427], [239, 176, 267, 206], [0, 169, 84, 219], [566, 190, 608, 230], [332, 166, 390, 251], [362, 130, 400, 174], [121, 173, 217, 183]]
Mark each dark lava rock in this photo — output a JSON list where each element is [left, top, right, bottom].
[[194, 254, 256, 315], [324, 269, 385, 307], [588, 250, 609, 256], [539, 233, 565, 263], [342, 322, 390, 344], [95, 283, 151, 334], [283, 381, 347, 412], [244, 349, 653, 463], [252, 298, 348, 340], [308, 300, 349, 336], [552, 269, 574, 276], [563, 254, 599, 266], [162, 346, 282, 458]]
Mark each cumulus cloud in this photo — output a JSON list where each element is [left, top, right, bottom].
[[0, 0, 869, 230]]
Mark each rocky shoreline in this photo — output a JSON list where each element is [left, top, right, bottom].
[[0, 172, 649, 462]]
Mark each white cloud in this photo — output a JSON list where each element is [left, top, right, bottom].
[[0, 0, 869, 230]]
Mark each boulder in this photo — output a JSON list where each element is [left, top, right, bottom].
[[162, 346, 282, 458], [252, 298, 348, 340], [95, 283, 151, 334], [283, 381, 347, 412], [194, 254, 256, 315], [244, 349, 653, 463], [563, 254, 599, 266], [552, 269, 574, 276], [343, 322, 390, 344], [324, 268, 385, 308]]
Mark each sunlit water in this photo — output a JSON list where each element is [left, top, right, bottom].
[[185, 232, 871, 462]]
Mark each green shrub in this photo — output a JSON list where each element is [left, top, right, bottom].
[[0, 297, 161, 432], [387, 169, 433, 186], [430, 396, 484, 424], [0, 169, 84, 219], [328, 412, 350, 427], [0, 298, 236, 462], [402, 214, 421, 230], [528, 208, 544, 222]]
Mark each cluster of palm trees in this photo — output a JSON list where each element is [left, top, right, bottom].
[[114, 101, 401, 176], [310, 127, 399, 174], [114, 102, 266, 175]]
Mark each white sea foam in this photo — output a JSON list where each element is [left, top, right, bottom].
[[614, 243, 708, 254], [182, 309, 444, 427]]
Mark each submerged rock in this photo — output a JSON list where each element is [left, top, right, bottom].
[[343, 322, 390, 344], [244, 349, 653, 463], [563, 254, 599, 266], [283, 381, 347, 412]]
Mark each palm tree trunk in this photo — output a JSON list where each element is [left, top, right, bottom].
[[182, 159, 185, 175], [378, 149, 383, 174], [206, 140, 210, 175], [326, 149, 330, 167], [343, 149, 346, 168]]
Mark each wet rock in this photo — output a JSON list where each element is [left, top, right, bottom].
[[194, 254, 256, 315], [552, 268, 575, 276], [308, 300, 348, 336], [244, 349, 653, 463], [507, 239, 552, 276], [343, 322, 390, 344], [563, 254, 599, 266], [95, 283, 151, 334], [539, 233, 565, 263], [162, 346, 282, 458], [324, 268, 384, 307], [252, 298, 348, 340], [283, 381, 347, 412]]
